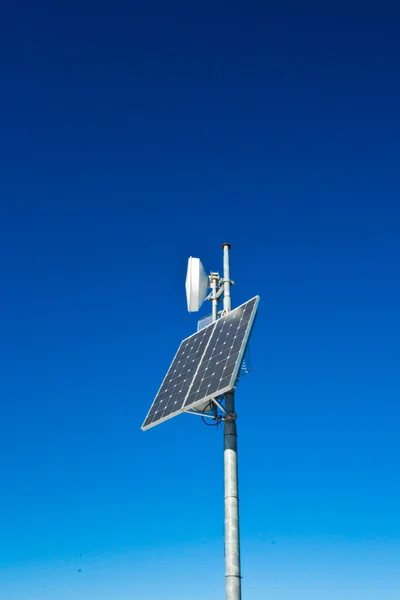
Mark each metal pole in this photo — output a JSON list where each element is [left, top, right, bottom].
[[211, 274, 218, 322], [222, 243, 232, 313], [222, 243, 241, 600]]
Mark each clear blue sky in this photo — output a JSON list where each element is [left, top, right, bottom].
[[1, 1, 399, 598]]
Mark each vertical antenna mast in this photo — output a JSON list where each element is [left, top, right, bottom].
[[223, 243, 232, 313], [222, 243, 242, 600], [210, 272, 219, 323]]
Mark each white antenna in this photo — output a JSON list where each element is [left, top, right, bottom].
[[185, 257, 209, 312]]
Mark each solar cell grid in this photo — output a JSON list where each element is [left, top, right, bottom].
[[183, 297, 257, 409], [142, 323, 215, 428]]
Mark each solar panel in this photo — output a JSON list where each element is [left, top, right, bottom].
[[141, 296, 259, 431]]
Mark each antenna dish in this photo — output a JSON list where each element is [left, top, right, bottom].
[[185, 257, 209, 312]]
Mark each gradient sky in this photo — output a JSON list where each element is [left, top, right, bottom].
[[1, 1, 400, 599]]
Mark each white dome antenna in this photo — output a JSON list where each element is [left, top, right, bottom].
[[185, 257, 209, 312]]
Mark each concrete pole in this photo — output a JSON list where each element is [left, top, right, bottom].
[[222, 243, 241, 600]]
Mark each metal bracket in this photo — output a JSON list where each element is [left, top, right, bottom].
[[211, 397, 227, 414], [206, 287, 224, 301], [224, 412, 237, 422], [206, 274, 225, 303], [208, 272, 220, 283], [205, 291, 219, 302], [186, 409, 218, 419]]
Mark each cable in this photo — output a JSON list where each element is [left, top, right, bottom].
[[200, 400, 222, 428], [202, 415, 220, 427]]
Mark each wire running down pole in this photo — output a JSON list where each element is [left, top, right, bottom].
[[222, 243, 242, 600]]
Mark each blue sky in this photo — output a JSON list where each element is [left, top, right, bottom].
[[1, 1, 400, 598]]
